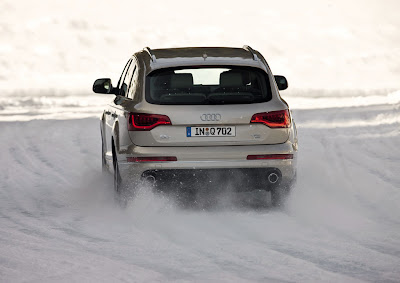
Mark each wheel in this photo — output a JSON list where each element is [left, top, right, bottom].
[[113, 152, 122, 193]]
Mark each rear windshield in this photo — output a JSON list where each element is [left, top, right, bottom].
[[145, 66, 272, 105]]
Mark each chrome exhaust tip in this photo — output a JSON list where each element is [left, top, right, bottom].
[[268, 172, 279, 184]]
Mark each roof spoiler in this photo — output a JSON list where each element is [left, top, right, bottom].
[[144, 46, 258, 62], [243, 45, 258, 61], [144, 47, 156, 62]]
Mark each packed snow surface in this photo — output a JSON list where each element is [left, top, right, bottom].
[[0, 90, 399, 282]]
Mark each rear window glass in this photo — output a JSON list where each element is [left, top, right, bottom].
[[145, 66, 272, 105]]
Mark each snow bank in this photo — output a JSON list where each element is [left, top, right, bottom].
[[1, 0, 399, 93]]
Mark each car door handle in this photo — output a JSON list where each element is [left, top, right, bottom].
[[105, 111, 111, 115]]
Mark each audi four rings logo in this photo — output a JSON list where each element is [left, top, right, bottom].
[[200, 113, 221, 121]]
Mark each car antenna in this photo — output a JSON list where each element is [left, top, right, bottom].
[[144, 47, 156, 62], [243, 45, 258, 61]]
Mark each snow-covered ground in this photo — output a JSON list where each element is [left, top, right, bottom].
[[1, 0, 400, 281], [0, 89, 399, 282]]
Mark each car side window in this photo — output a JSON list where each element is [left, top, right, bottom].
[[120, 60, 135, 97], [117, 59, 132, 95], [127, 64, 138, 99]]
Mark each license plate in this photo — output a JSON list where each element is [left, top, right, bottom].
[[186, 126, 236, 137]]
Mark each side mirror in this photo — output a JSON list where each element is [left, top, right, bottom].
[[274, 75, 288, 90], [93, 78, 113, 94]]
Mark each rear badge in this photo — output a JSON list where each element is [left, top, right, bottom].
[[200, 113, 221, 121]]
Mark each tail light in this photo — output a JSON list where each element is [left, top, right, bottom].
[[127, 156, 177, 162], [247, 154, 293, 160], [250, 110, 290, 128], [128, 113, 171, 131]]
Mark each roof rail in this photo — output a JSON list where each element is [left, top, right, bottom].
[[243, 45, 258, 61], [144, 47, 156, 62]]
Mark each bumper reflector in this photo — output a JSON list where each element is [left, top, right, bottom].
[[127, 156, 177, 162], [247, 154, 293, 160]]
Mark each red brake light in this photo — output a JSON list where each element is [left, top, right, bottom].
[[128, 113, 171, 131], [127, 156, 177, 162], [247, 154, 293, 160], [250, 110, 290, 128]]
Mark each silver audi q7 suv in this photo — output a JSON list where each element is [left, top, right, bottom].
[[93, 46, 298, 206]]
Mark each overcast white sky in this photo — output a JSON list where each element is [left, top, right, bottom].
[[0, 0, 399, 92]]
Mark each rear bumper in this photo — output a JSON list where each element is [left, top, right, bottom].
[[116, 141, 297, 188]]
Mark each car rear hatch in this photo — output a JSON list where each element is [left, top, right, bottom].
[[128, 65, 290, 147], [127, 104, 290, 147]]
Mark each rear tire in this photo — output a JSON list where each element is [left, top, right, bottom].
[[112, 149, 122, 193], [112, 148, 129, 207], [112, 140, 135, 207]]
